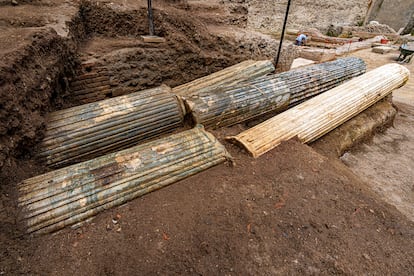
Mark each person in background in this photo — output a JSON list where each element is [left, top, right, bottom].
[[295, 34, 307, 46]]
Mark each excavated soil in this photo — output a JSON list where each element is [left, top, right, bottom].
[[339, 48, 414, 224], [0, 0, 294, 166], [3, 139, 414, 275], [1, 1, 414, 275], [0, 28, 77, 168]]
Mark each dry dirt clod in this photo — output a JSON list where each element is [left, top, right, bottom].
[[363, 253, 372, 261]]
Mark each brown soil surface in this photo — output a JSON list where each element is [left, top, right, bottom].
[[341, 102, 414, 221], [0, 28, 77, 168], [1, 1, 414, 275], [3, 139, 414, 275], [338, 47, 414, 223]]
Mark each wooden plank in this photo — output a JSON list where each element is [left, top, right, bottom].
[[141, 35, 166, 43]]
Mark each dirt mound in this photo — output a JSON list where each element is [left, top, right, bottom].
[[3, 140, 412, 275], [0, 28, 77, 169], [64, 1, 291, 107], [342, 23, 397, 38], [0, 0, 288, 168], [352, 23, 396, 34]]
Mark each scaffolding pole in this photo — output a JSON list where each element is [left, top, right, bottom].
[[274, 0, 292, 70]]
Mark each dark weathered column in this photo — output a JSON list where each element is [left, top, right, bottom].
[[186, 57, 366, 129], [173, 60, 275, 97], [21, 125, 231, 235], [38, 85, 185, 168]]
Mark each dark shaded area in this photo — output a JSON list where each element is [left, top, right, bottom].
[[0, 29, 77, 169], [76, 1, 274, 90], [402, 12, 414, 35]]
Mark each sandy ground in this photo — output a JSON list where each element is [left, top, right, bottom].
[[342, 48, 414, 222]]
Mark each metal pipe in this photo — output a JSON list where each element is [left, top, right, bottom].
[[274, 0, 292, 70], [147, 0, 155, 36]]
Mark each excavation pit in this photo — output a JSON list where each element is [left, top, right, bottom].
[[1, 1, 413, 275]]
